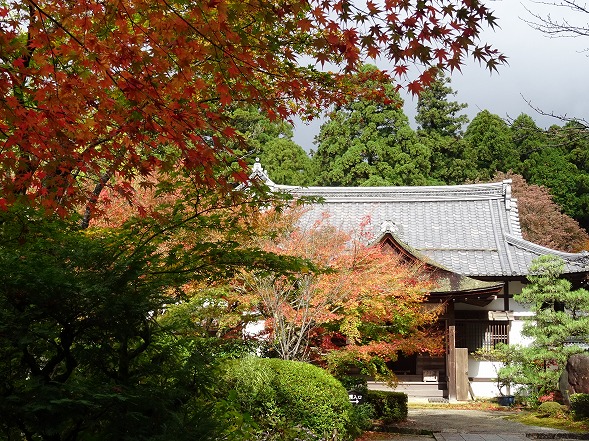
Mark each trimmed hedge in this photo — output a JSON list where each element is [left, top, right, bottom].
[[365, 390, 408, 423], [570, 393, 589, 420], [221, 357, 356, 440]]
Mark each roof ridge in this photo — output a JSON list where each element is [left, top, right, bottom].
[[278, 182, 510, 203], [491, 198, 516, 274], [278, 181, 506, 193], [505, 234, 589, 262], [507, 197, 523, 238]]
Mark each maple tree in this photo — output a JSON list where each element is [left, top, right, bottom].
[[1, 0, 505, 218], [240, 209, 443, 366]]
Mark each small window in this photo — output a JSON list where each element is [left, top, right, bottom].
[[455, 320, 509, 352]]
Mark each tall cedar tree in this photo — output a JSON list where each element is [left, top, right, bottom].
[[312, 65, 432, 186], [1, 0, 505, 219], [510, 113, 546, 167], [415, 71, 471, 184], [463, 110, 519, 181], [415, 71, 469, 138]]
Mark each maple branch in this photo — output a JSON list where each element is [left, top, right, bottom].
[[25, 0, 148, 107], [26, 0, 86, 51], [116, 1, 192, 80], [81, 170, 113, 229], [523, 0, 589, 41], [159, 0, 291, 85]]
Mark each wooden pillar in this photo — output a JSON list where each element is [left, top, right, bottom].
[[447, 325, 456, 402], [503, 281, 510, 311], [456, 348, 469, 401]]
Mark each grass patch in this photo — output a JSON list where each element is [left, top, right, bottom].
[[505, 411, 589, 433]]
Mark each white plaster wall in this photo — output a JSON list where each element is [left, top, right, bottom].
[[468, 358, 499, 378], [243, 319, 266, 337], [510, 293, 534, 347], [467, 357, 525, 398], [467, 357, 501, 398], [470, 380, 500, 399]]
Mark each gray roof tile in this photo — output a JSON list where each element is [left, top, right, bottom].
[[266, 178, 589, 278], [249, 160, 589, 278]]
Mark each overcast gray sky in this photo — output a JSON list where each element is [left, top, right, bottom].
[[292, 0, 589, 151]]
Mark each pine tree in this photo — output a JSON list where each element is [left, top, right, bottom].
[[501, 256, 589, 399]]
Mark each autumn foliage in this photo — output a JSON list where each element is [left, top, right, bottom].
[[1, 0, 505, 217], [242, 209, 443, 363], [494, 172, 589, 252]]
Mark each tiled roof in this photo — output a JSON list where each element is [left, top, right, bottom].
[[252, 160, 589, 278]]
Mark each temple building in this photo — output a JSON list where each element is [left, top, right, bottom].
[[250, 159, 589, 401]]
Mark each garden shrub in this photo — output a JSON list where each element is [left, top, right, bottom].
[[537, 401, 565, 418], [349, 403, 375, 433], [570, 393, 589, 420], [365, 390, 408, 423], [221, 357, 356, 440]]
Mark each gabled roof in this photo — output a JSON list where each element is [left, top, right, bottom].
[[252, 160, 589, 278], [378, 231, 503, 299]]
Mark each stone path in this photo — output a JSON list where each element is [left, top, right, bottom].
[[403, 408, 555, 434], [369, 408, 586, 441], [433, 435, 528, 441]]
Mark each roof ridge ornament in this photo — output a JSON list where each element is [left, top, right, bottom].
[[252, 157, 264, 173], [502, 179, 512, 210], [380, 220, 400, 234], [249, 158, 276, 188]]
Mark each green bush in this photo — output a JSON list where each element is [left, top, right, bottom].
[[537, 401, 565, 418], [365, 390, 408, 423], [570, 393, 589, 420], [349, 403, 375, 432], [221, 357, 356, 440]]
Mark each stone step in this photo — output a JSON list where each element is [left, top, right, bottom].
[[368, 381, 448, 398]]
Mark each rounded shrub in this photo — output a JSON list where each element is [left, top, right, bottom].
[[221, 357, 356, 440], [570, 393, 589, 420], [537, 401, 565, 418]]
